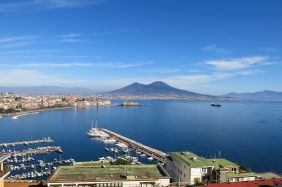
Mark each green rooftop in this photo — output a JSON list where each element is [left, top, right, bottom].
[[73, 161, 112, 167], [48, 164, 169, 183], [208, 158, 239, 168], [169, 152, 214, 168], [169, 152, 239, 169]]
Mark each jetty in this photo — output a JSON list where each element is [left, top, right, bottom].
[[0, 146, 63, 158], [99, 128, 167, 162], [0, 137, 54, 148]]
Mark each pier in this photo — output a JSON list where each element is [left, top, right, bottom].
[[0, 137, 54, 148], [0, 146, 63, 158], [99, 128, 167, 162]]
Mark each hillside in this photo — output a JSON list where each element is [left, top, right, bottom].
[[108, 81, 208, 97], [224, 90, 282, 101]]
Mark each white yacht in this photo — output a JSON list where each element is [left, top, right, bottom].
[[87, 120, 109, 138], [103, 138, 116, 144], [147, 157, 154, 161]]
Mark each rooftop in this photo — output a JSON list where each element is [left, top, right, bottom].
[[227, 172, 258, 178], [48, 163, 170, 183], [209, 158, 239, 168], [169, 152, 214, 168], [169, 152, 239, 169]]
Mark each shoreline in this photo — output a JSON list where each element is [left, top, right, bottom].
[[0, 106, 75, 117]]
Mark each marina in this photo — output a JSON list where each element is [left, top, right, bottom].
[[0, 137, 67, 181]]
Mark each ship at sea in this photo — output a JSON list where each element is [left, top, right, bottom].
[[87, 120, 109, 138], [211, 103, 222, 107], [120, 101, 141, 106]]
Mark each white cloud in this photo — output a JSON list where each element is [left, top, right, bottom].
[[0, 0, 105, 12], [202, 44, 231, 54], [0, 36, 38, 48], [0, 61, 154, 69], [206, 56, 268, 71]]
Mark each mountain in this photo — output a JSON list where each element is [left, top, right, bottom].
[[108, 81, 208, 97], [224, 90, 282, 101], [0, 86, 94, 95]]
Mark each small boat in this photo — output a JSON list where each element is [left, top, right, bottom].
[[211, 103, 221, 107], [104, 147, 110, 152], [12, 116, 18, 120], [103, 139, 116, 144], [147, 157, 154, 161], [115, 143, 128, 149], [140, 154, 146, 157], [98, 157, 105, 161]]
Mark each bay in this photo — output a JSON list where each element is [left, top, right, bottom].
[[1, 100, 282, 173]]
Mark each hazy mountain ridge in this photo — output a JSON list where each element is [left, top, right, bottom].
[[108, 81, 209, 97], [224, 90, 282, 101]]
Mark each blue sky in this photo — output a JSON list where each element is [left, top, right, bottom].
[[0, 0, 281, 94]]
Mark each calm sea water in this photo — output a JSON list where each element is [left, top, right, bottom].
[[1, 100, 282, 174]]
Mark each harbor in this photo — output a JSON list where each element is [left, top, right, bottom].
[[0, 138, 69, 181]]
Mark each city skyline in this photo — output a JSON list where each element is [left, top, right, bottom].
[[0, 0, 282, 95]]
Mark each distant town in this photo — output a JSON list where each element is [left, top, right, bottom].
[[0, 92, 111, 116]]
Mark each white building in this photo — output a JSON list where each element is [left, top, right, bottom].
[[166, 152, 215, 185], [166, 152, 257, 185]]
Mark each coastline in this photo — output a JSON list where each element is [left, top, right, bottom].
[[0, 106, 75, 117]]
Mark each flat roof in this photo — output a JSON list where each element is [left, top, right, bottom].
[[169, 152, 214, 168], [209, 158, 239, 168], [48, 164, 170, 183], [169, 152, 239, 169], [256, 172, 282, 179], [227, 172, 258, 178]]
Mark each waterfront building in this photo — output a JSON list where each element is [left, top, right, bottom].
[[47, 162, 171, 187], [166, 152, 259, 185]]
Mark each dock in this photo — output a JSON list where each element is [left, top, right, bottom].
[[0, 146, 63, 158], [0, 137, 54, 148], [99, 128, 167, 162]]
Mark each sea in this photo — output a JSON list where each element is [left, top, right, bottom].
[[1, 100, 282, 174]]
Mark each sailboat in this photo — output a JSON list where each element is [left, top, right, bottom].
[[87, 120, 109, 138]]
